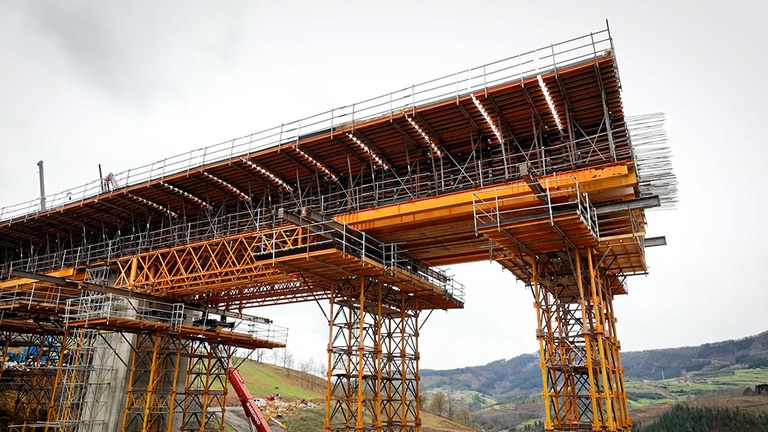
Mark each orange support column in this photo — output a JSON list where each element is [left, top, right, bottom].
[[531, 248, 633, 431], [325, 277, 384, 432]]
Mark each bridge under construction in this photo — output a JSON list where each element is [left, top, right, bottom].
[[0, 25, 675, 432]]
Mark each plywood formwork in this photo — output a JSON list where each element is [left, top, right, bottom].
[[0, 25, 676, 431]]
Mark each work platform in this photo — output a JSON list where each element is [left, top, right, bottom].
[[0, 24, 675, 432]]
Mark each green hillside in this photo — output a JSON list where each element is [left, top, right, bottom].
[[420, 331, 768, 431], [227, 359, 324, 403], [230, 359, 324, 401], [228, 360, 477, 432], [422, 330, 768, 399]]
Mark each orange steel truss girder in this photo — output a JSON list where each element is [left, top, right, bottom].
[[325, 278, 421, 432], [113, 225, 314, 295], [107, 222, 461, 310], [531, 247, 630, 432]]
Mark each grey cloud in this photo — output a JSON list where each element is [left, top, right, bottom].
[[22, 1, 254, 104]]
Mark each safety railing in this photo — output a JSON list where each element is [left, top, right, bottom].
[[0, 125, 627, 279], [1, 206, 282, 275], [0, 284, 75, 311], [64, 293, 289, 345], [472, 177, 599, 241], [3, 213, 465, 304], [343, 227, 465, 302], [0, 27, 614, 223]]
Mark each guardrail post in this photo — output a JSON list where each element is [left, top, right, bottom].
[[546, 179, 553, 226], [495, 190, 500, 232], [361, 232, 366, 264]]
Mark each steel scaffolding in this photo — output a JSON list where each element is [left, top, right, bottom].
[[530, 248, 630, 430], [325, 278, 421, 432]]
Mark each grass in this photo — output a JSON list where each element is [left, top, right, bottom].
[[421, 411, 479, 431], [279, 407, 479, 432], [515, 418, 541, 429], [424, 387, 500, 409], [230, 359, 324, 401], [281, 407, 326, 432]]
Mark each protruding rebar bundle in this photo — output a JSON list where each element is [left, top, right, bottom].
[[627, 113, 678, 209]]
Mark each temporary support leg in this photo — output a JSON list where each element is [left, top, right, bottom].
[[390, 293, 420, 432], [121, 332, 184, 432], [325, 277, 383, 432], [122, 333, 159, 432], [179, 338, 228, 432], [531, 248, 631, 431], [325, 280, 422, 432]]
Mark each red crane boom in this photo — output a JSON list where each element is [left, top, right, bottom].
[[228, 366, 273, 432]]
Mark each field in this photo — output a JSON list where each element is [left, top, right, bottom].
[[626, 368, 768, 406], [457, 368, 768, 431]]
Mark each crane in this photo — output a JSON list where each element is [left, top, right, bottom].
[[228, 365, 273, 432], [211, 340, 274, 432]]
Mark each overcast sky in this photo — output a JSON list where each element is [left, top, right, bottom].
[[1, 1, 767, 370]]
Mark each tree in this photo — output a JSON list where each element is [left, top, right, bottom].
[[298, 357, 316, 385], [428, 390, 446, 416], [280, 349, 294, 370], [317, 362, 327, 378]]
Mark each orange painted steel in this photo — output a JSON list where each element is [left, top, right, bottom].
[[108, 223, 462, 310], [335, 164, 633, 230], [325, 278, 421, 432], [529, 248, 631, 431]]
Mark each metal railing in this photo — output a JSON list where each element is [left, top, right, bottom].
[[0, 27, 613, 223], [472, 177, 599, 241], [0, 284, 75, 311], [3, 210, 465, 303], [64, 293, 289, 345]]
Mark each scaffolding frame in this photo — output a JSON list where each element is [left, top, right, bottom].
[[2, 289, 286, 432], [325, 278, 422, 432], [530, 248, 630, 431]]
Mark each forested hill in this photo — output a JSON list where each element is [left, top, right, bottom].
[[422, 330, 768, 399]]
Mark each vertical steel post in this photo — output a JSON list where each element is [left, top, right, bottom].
[[37, 160, 46, 211]]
